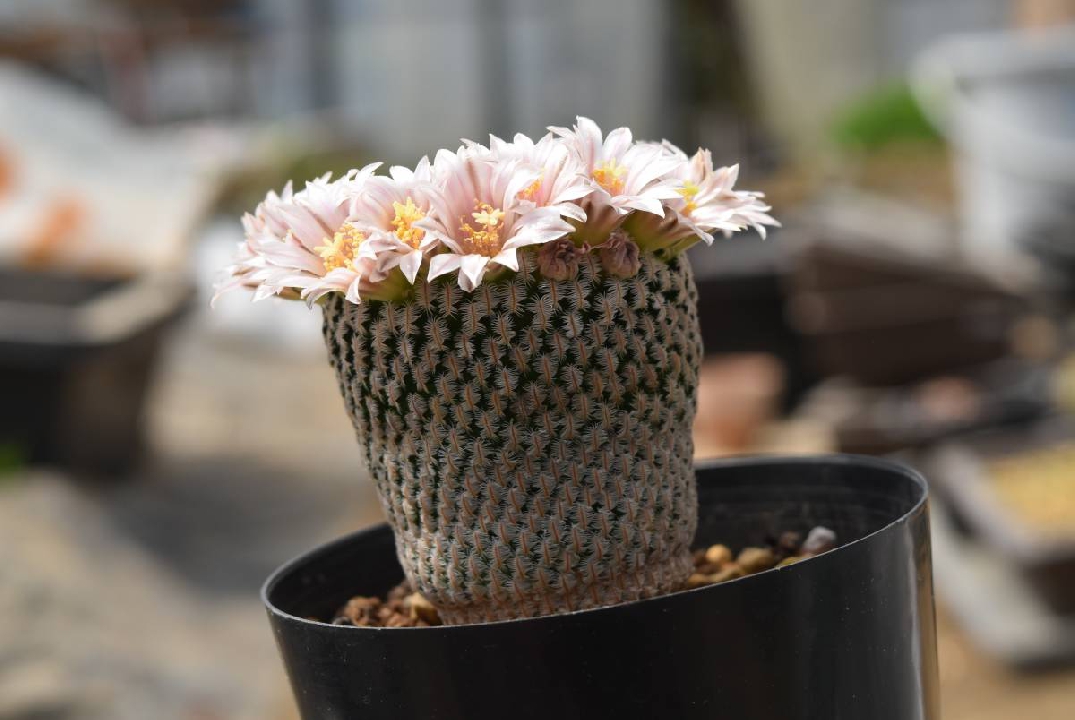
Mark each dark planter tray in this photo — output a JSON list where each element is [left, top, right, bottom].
[[811, 359, 1051, 455], [786, 231, 1028, 386], [928, 420, 1075, 616], [929, 493, 1075, 669], [0, 267, 192, 476], [263, 456, 939, 720], [688, 229, 815, 410]]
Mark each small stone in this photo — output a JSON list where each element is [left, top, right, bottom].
[[341, 596, 381, 623], [330, 582, 446, 628], [737, 547, 777, 573], [704, 544, 733, 566], [385, 614, 416, 628], [387, 581, 413, 603], [404, 592, 441, 624], [710, 565, 745, 583], [687, 573, 714, 589], [776, 531, 802, 556], [802, 526, 837, 556]]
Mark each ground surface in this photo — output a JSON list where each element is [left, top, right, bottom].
[[0, 309, 382, 720]]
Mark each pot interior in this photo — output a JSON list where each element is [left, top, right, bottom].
[[694, 455, 925, 549], [266, 456, 926, 624]]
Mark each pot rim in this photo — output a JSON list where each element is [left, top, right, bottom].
[[261, 453, 928, 632]]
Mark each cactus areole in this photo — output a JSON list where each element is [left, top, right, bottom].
[[218, 117, 777, 624]]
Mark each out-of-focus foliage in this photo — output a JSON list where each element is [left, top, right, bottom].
[[0, 443, 24, 478], [831, 82, 942, 152]]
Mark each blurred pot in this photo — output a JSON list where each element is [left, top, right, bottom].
[[931, 420, 1075, 615], [787, 230, 1028, 386], [264, 456, 939, 720], [913, 27, 1075, 282], [0, 267, 191, 476]]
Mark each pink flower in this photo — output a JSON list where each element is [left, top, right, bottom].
[[420, 147, 574, 291], [215, 122, 777, 305], [549, 117, 682, 242], [348, 157, 442, 284], [215, 164, 382, 304], [667, 150, 778, 245], [481, 132, 593, 223]]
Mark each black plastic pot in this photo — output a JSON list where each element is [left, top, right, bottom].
[[264, 456, 939, 720]]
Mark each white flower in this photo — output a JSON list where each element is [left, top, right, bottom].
[[419, 147, 574, 291], [668, 150, 778, 244], [480, 132, 593, 223], [215, 122, 777, 305], [277, 165, 380, 253], [214, 163, 394, 305], [549, 117, 683, 238], [348, 157, 442, 284]]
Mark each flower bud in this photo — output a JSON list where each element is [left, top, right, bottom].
[[598, 231, 641, 278], [538, 238, 587, 281]]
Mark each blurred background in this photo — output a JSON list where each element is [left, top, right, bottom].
[[1, 0, 1075, 717]]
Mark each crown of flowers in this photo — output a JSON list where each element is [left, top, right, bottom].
[[217, 117, 777, 305]]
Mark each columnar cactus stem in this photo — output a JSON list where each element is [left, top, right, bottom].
[[323, 252, 702, 624]]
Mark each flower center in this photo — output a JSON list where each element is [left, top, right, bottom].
[[316, 223, 365, 272], [518, 176, 543, 202], [593, 158, 627, 196], [678, 181, 701, 215], [459, 202, 506, 257], [391, 196, 426, 249]]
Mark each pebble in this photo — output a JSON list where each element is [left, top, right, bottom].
[[801, 526, 837, 556], [737, 547, 778, 573], [687, 573, 715, 589], [341, 596, 381, 625], [330, 528, 840, 624], [777, 531, 802, 556], [405, 592, 440, 624], [332, 582, 440, 628], [704, 544, 733, 566], [710, 565, 746, 583]]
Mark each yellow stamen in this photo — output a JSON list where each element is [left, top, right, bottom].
[[518, 176, 543, 201], [460, 202, 506, 257], [315, 223, 366, 272], [593, 158, 627, 196], [678, 181, 700, 215], [391, 196, 426, 249]]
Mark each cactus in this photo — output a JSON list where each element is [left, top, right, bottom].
[[322, 252, 702, 624], [217, 117, 776, 624]]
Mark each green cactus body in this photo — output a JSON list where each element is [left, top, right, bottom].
[[322, 252, 702, 624]]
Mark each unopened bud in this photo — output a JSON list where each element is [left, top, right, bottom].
[[598, 230, 641, 278]]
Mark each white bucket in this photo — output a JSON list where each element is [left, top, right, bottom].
[[912, 28, 1075, 283]]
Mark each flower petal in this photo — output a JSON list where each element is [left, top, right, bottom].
[[460, 254, 490, 290], [427, 253, 462, 281], [398, 249, 423, 284]]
